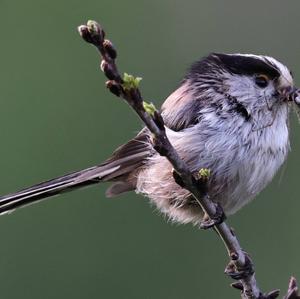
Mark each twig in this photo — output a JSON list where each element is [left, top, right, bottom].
[[283, 277, 300, 299], [77, 20, 296, 299]]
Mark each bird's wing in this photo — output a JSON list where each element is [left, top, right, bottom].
[[161, 81, 201, 131]]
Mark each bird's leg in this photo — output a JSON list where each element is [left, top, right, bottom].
[[199, 202, 226, 229]]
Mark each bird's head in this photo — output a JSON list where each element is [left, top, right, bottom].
[[187, 53, 299, 118]]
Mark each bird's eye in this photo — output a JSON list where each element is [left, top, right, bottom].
[[255, 74, 269, 88]]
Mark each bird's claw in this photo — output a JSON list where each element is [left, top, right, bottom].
[[199, 202, 226, 229]]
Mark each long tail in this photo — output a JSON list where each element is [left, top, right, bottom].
[[0, 130, 151, 215], [0, 164, 121, 215]]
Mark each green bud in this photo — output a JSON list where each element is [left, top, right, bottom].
[[143, 101, 157, 116], [199, 168, 211, 179], [122, 73, 142, 91]]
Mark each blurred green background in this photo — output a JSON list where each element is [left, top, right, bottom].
[[0, 0, 299, 298]]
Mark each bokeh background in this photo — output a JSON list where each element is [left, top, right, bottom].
[[0, 0, 299, 298]]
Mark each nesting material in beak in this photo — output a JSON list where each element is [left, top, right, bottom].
[[279, 86, 300, 106]]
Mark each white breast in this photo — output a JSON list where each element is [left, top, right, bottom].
[[136, 105, 290, 224], [220, 105, 290, 214]]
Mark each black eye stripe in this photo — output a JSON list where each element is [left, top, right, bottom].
[[212, 54, 280, 79], [185, 53, 283, 84]]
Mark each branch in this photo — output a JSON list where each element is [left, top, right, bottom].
[[77, 20, 297, 299], [283, 277, 300, 299]]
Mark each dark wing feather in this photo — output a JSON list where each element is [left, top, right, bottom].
[[102, 128, 152, 181], [103, 128, 152, 196]]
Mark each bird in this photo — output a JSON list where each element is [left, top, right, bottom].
[[0, 53, 296, 225]]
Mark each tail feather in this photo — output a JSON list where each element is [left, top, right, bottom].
[[0, 165, 119, 215], [0, 129, 152, 215]]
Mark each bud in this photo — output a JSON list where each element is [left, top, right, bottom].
[[103, 39, 117, 59], [100, 60, 115, 80], [106, 80, 121, 97], [288, 276, 298, 290], [77, 25, 93, 43], [122, 73, 142, 91], [265, 290, 280, 299], [142, 101, 157, 117], [230, 251, 239, 261], [198, 168, 211, 180], [87, 20, 104, 45], [230, 282, 243, 291]]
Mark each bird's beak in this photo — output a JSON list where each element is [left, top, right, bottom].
[[278, 86, 300, 106]]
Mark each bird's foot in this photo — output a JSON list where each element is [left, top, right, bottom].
[[199, 202, 226, 229], [225, 251, 254, 280]]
